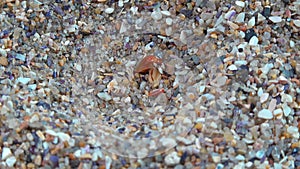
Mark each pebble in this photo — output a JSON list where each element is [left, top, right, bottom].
[[249, 36, 258, 46], [236, 154, 245, 161], [287, 126, 299, 139], [2, 147, 12, 160], [17, 77, 31, 85], [281, 94, 293, 103], [216, 76, 228, 87], [105, 8, 114, 14], [257, 13, 266, 23], [260, 93, 269, 103], [56, 132, 70, 143], [151, 9, 162, 21], [269, 16, 282, 23], [211, 153, 221, 163], [165, 152, 180, 166], [45, 129, 57, 136], [245, 28, 257, 42], [199, 86, 205, 93], [273, 109, 283, 118], [262, 7, 271, 18], [176, 135, 195, 145], [34, 155, 42, 166], [248, 17, 255, 27], [227, 21, 239, 30], [294, 20, 300, 27], [6, 156, 17, 167], [15, 53, 26, 61], [160, 138, 177, 147], [282, 104, 291, 117], [235, 1, 245, 7], [224, 10, 236, 20], [0, 56, 8, 66], [161, 11, 171, 16], [166, 18, 173, 25], [97, 92, 112, 101], [256, 150, 265, 159], [228, 64, 238, 71], [0, 48, 7, 57], [258, 109, 273, 119], [105, 156, 112, 169], [235, 12, 245, 23]]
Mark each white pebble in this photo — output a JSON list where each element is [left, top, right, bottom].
[[161, 10, 171, 16], [97, 92, 112, 101], [105, 8, 114, 14], [235, 12, 245, 23], [2, 147, 12, 160], [0, 48, 7, 57], [287, 126, 299, 139], [17, 77, 31, 85], [269, 16, 282, 23], [290, 40, 295, 48], [118, 0, 124, 7], [228, 64, 238, 70], [6, 156, 16, 167], [45, 129, 57, 136], [273, 109, 283, 117], [257, 87, 263, 97], [258, 109, 273, 119], [239, 31, 245, 38], [216, 76, 228, 87], [249, 36, 258, 46], [257, 13, 266, 23], [105, 156, 112, 169], [199, 85, 206, 93], [15, 53, 26, 61], [260, 93, 269, 103], [160, 137, 176, 147], [235, 1, 245, 7], [75, 63, 82, 71], [165, 152, 180, 166], [261, 63, 273, 74], [268, 99, 277, 112], [281, 94, 293, 103], [293, 20, 300, 27], [130, 6, 138, 15], [282, 103, 291, 117], [151, 9, 162, 20], [166, 18, 173, 25], [236, 154, 245, 161], [248, 17, 255, 27], [234, 60, 247, 66], [56, 132, 70, 142], [180, 30, 187, 44], [211, 154, 221, 163]]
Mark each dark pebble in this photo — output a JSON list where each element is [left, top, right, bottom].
[[180, 9, 193, 18], [36, 101, 51, 110], [49, 155, 59, 167], [180, 151, 188, 164], [117, 127, 125, 134], [244, 28, 257, 42], [262, 7, 271, 18]]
